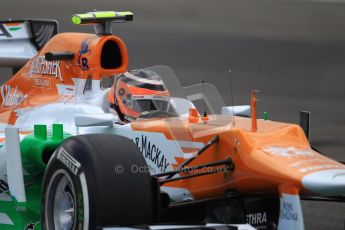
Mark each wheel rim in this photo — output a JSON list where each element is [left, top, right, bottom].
[[45, 170, 76, 230], [53, 176, 75, 230]]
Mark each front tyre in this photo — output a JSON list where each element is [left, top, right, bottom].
[[41, 134, 158, 230]]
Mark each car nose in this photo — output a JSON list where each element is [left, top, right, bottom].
[[302, 169, 345, 196]]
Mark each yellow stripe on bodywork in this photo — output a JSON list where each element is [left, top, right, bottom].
[[72, 11, 134, 25]]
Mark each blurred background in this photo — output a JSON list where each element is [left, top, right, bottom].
[[1, 0, 345, 229]]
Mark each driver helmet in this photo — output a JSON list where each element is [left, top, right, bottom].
[[110, 69, 171, 121]]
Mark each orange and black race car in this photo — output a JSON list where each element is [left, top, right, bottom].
[[0, 11, 344, 230]]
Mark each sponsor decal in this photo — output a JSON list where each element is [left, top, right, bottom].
[[81, 57, 89, 70], [29, 56, 63, 81], [34, 77, 51, 88], [280, 201, 298, 221], [289, 158, 333, 168], [134, 135, 170, 172], [299, 164, 345, 173], [77, 193, 84, 221], [0, 84, 28, 107], [56, 84, 75, 96], [0, 24, 11, 38], [5, 23, 22, 32], [0, 180, 9, 194], [246, 212, 268, 226], [24, 222, 36, 230], [0, 178, 15, 202], [263, 146, 315, 158], [57, 148, 81, 175], [78, 39, 91, 70]]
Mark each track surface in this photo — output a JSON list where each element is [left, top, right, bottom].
[[1, 0, 345, 229]]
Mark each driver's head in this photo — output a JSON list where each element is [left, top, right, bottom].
[[113, 70, 171, 121]]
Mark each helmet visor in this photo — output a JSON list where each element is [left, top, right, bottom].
[[127, 95, 170, 114]]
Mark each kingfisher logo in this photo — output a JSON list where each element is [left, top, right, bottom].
[[29, 56, 63, 81]]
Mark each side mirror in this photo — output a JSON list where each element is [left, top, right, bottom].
[[75, 113, 117, 127]]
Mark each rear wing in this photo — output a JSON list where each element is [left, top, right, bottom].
[[0, 20, 58, 68]]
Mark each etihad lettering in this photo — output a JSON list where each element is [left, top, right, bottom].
[[29, 56, 63, 81]]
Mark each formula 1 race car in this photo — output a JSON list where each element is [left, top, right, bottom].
[[0, 11, 344, 230]]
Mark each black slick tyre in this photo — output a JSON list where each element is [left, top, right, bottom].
[[41, 134, 158, 230]]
